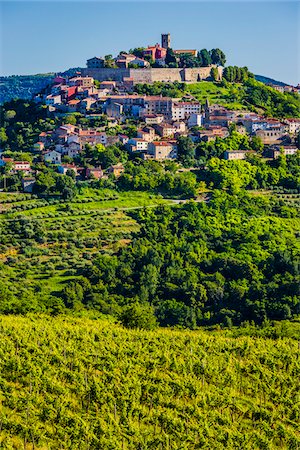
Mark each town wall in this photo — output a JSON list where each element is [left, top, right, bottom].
[[81, 66, 223, 84]]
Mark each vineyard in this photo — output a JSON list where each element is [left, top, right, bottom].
[[0, 315, 299, 449]]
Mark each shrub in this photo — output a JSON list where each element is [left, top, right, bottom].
[[119, 303, 158, 330]]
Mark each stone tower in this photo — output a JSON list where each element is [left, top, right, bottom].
[[161, 33, 171, 49]]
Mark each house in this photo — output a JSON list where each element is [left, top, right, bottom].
[[172, 102, 201, 121], [115, 53, 137, 68], [266, 83, 284, 93], [154, 123, 176, 138], [53, 76, 66, 85], [22, 177, 36, 193], [55, 144, 66, 154], [143, 44, 167, 61], [107, 163, 125, 177], [148, 141, 177, 160], [87, 57, 105, 68], [66, 142, 81, 158], [45, 95, 61, 105], [173, 49, 198, 57], [255, 127, 289, 145], [173, 121, 187, 133], [224, 150, 254, 160], [69, 76, 94, 88], [33, 142, 45, 152], [266, 145, 299, 159], [284, 119, 300, 135], [55, 125, 77, 138], [195, 126, 229, 142], [129, 57, 150, 68], [79, 98, 97, 112], [143, 114, 164, 125], [78, 130, 107, 146], [13, 161, 31, 173], [44, 150, 62, 164], [207, 126, 230, 138], [137, 127, 157, 142], [0, 157, 13, 167], [38, 132, 49, 144], [100, 81, 117, 90], [106, 102, 124, 119], [127, 138, 149, 152], [188, 113, 203, 128], [57, 164, 83, 176], [118, 134, 129, 145], [67, 99, 81, 112], [85, 167, 103, 180], [122, 77, 134, 91], [144, 96, 173, 119]]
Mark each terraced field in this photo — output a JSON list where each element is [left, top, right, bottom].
[[0, 190, 167, 301]]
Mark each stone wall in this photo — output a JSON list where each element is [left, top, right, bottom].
[[81, 68, 130, 82], [81, 66, 223, 84]]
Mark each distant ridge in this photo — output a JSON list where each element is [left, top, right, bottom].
[[254, 74, 287, 87]]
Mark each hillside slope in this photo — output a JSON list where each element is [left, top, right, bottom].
[[0, 315, 299, 449]]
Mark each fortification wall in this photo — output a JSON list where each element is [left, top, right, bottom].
[[184, 66, 223, 82], [81, 66, 223, 84], [81, 68, 130, 82]]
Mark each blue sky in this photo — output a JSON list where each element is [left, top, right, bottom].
[[0, 1, 299, 85]]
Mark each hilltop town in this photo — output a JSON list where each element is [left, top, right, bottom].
[[0, 34, 299, 191]]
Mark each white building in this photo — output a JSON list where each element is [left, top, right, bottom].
[[172, 101, 201, 120], [44, 150, 62, 164], [127, 138, 149, 152], [188, 113, 203, 128], [45, 95, 62, 105]]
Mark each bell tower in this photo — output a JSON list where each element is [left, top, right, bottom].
[[161, 33, 171, 49]]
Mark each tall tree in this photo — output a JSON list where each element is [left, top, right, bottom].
[[210, 48, 226, 66], [199, 49, 212, 66]]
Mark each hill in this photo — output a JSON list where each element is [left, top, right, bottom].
[[0, 68, 81, 104], [255, 74, 287, 86], [135, 78, 300, 117], [0, 314, 299, 449], [0, 74, 55, 104]]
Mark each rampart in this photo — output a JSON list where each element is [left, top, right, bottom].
[[81, 66, 223, 84]]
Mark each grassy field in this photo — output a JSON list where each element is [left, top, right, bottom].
[[0, 315, 299, 449], [185, 82, 247, 110], [0, 190, 168, 301]]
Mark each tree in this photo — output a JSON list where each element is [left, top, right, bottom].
[[210, 48, 226, 66], [129, 47, 146, 58], [251, 136, 264, 153], [104, 54, 116, 68], [64, 115, 77, 125], [210, 67, 219, 82], [199, 49, 212, 66], [165, 48, 177, 67], [4, 110, 16, 121], [179, 54, 198, 68], [55, 174, 76, 198], [119, 303, 158, 330], [0, 127, 8, 145], [177, 136, 195, 166]]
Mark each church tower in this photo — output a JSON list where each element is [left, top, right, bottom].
[[161, 33, 171, 49]]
